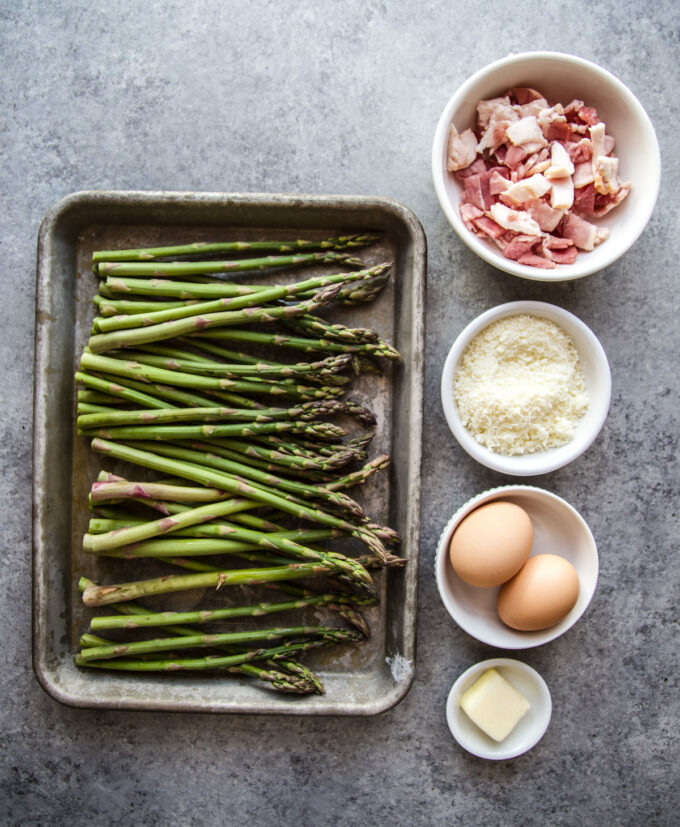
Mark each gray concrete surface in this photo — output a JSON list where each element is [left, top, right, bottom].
[[2, 1, 679, 824]]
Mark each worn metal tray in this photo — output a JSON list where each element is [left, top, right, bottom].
[[33, 190, 425, 714]]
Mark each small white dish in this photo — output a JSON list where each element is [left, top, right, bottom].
[[447, 658, 552, 760], [441, 300, 611, 476], [435, 485, 599, 648], [432, 51, 661, 281]]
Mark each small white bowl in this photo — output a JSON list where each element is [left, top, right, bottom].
[[432, 51, 661, 281], [436, 485, 599, 649], [447, 658, 552, 760], [441, 300, 611, 476]]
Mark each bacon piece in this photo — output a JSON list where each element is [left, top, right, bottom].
[[455, 157, 487, 180], [564, 100, 586, 121], [544, 234, 575, 249], [488, 203, 542, 236], [462, 171, 496, 210], [459, 203, 484, 232], [508, 87, 545, 105], [576, 105, 600, 126], [573, 161, 594, 189], [504, 145, 529, 169], [506, 116, 548, 152], [526, 198, 565, 232], [489, 169, 510, 195], [594, 155, 620, 195], [573, 183, 596, 215], [515, 99, 549, 119], [447, 126, 478, 172], [541, 238, 578, 264], [545, 142, 575, 180], [499, 174, 552, 206], [565, 139, 592, 163], [476, 96, 517, 131], [473, 216, 505, 239], [546, 120, 571, 142], [592, 183, 631, 216], [477, 119, 513, 153], [517, 252, 557, 269], [496, 233, 539, 260], [562, 213, 599, 251], [550, 176, 574, 210]]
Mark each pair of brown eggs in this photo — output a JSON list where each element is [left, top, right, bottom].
[[449, 501, 580, 631]]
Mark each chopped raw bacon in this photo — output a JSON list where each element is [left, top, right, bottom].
[[455, 157, 488, 179], [508, 87, 545, 105], [562, 213, 599, 251], [463, 172, 494, 210], [517, 252, 557, 269], [526, 198, 565, 232], [448, 86, 630, 269], [473, 216, 505, 239], [573, 161, 594, 189], [543, 244, 578, 264], [447, 126, 478, 172], [592, 183, 631, 216], [489, 169, 510, 195], [459, 203, 484, 231], [544, 234, 575, 250], [496, 233, 539, 260], [504, 145, 529, 169], [566, 139, 592, 163], [573, 184, 596, 215]]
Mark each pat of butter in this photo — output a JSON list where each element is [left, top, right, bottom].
[[459, 668, 530, 742]]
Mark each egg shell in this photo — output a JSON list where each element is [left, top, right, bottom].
[[497, 553, 580, 631], [448, 501, 533, 588]]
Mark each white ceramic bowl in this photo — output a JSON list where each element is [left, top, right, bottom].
[[432, 51, 660, 281], [447, 658, 552, 760], [436, 486, 599, 648], [441, 300, 611, 476]]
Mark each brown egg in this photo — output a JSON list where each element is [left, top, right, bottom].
[[497, 554, 580, 631], [449, 501, 533, 587]]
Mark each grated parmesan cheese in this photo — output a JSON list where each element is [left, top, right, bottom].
[[454, 315, 589, 455]]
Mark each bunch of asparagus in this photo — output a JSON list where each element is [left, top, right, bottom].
[[75, 232, 404, 696]]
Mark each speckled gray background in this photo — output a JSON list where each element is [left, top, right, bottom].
[[2, 1, 679, 824]]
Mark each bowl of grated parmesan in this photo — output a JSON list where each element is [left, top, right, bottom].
[[440, 301, 611, 475]]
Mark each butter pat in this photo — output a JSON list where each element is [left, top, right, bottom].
[[459, 668, 530, 742]]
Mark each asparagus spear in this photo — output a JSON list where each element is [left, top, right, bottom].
[[80, 562, 371, 606], [87, 283, 342, 353], [189, 328, 401, 360], [93, 265, 389, 333], [96, 250, 363, 278], [91, 233, 380, 266], [90, 592, 360, 631], [90, 438, 387, 560], [78, 577, 324, 694]]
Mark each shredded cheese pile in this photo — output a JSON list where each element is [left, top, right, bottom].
[[454, 315, 589, 455]]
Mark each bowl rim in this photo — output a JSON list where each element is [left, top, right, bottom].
[[446, 657, 552, 760], [440, 300, 612, 476], [432, 50, 661, 282], [435, 484, 600, 649]]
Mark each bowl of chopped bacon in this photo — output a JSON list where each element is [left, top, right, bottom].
[[432, 52, 660, 280]]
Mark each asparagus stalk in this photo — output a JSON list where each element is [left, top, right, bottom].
[[81, 563, 345, 606], [90, 439, 387, 560], [91, 233, 380, 266], [80, 352, 344, 401], [96, 250, 363, 278], [93, 265, 389, 333], [78, 577, 323, 694], [190, 328, 401, 360], [75, 638, 340, 672], [78, 623, 363, 662], [90, 593, 356, 630], [87, 283, 342, 353]]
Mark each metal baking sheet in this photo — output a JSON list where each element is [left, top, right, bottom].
[[32, 190, 425, 715]]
